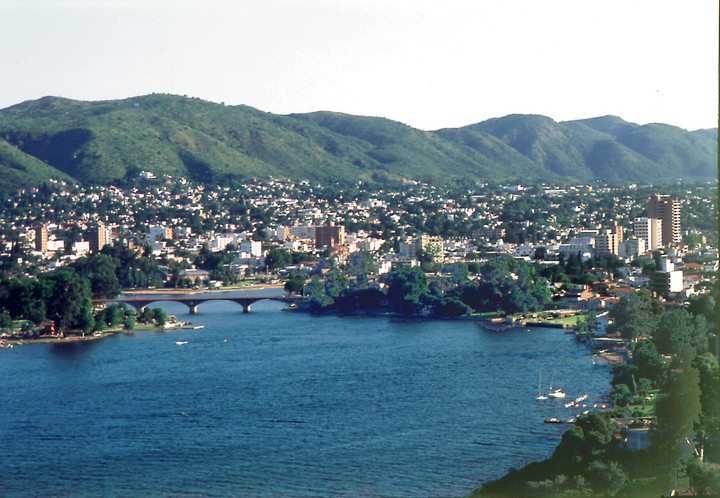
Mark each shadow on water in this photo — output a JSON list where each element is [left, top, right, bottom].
[[50, 340, 97, 357]]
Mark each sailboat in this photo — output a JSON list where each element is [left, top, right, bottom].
[[536, 372, 547, 400], [548, 368, 566, 398]]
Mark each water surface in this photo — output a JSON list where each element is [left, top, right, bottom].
[[0, 299, 611, 496]]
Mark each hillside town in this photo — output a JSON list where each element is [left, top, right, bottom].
[[1, 175, 718, 495], [2, 176, 717, 304]]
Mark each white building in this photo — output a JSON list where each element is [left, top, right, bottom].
[[148, 225, 172, 243], [73, 241, 90, 255], [633, 217, 662, 252], [47, 238, 65, 252], [239, 240, 262, 258], [210, 235, 235, 251], [619, 238, 645, 259]]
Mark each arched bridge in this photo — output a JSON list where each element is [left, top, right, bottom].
[[94, 294, 302, 314]]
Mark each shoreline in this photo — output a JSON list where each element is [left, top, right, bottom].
[[1, 323, 198, 348]]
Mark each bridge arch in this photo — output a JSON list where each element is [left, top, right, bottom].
[[94, 295, 300, 315]]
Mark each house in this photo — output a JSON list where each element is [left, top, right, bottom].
[[595, 311, 612, 336]]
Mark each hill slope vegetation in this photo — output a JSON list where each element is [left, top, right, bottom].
[[0, 94, 715, 190]]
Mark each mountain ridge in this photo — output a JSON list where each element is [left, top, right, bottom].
[[0, 94, 715, 190]]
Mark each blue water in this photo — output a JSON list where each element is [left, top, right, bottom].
[[0, 299, 612, 497]]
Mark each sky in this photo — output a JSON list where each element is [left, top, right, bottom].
[[1, 0, 718, 131]]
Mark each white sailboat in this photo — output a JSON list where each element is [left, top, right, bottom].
[[536, 372, 547, 400], [548, 368, 566, 399]]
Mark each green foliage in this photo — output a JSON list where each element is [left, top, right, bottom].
[[40, 268, 94, 333], [607, 289, 663, 340], [284, 274, 307, 294], [265, 248, 291, 271], [383, 266, 428, 314], [469, 257, 551, 314], [652, 368, 702, 468], [94, 303, 125, 329], [653, 309, 709, 357], [0, 95, 715, 191], [692, 353, 720, 460], [152, 307, 168, 327], [138, 306, 155, 324], [71, 253, 121, 298], [684, 458, 720, 496], [0, 309, 11, 330], [612, 340, 669, 390]]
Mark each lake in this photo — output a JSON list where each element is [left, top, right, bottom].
[[0, 298, 612, 497]]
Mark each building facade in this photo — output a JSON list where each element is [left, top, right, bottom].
[[88, 222, 109, 253], [35, 224, 48, 252], [647, 195, 681, 247], [595, 222, 623, 257], [315, 223, 346, 249], [633, 217, 662, 252]]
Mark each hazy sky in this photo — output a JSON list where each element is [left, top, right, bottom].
[[1, 0, 717, 130]]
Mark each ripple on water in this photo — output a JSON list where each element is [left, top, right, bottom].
[[0, 300, 612, 497]]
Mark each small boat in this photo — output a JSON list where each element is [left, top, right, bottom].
[[547, 369, 566, 399], [193, 325, 205, 330], [536, 372, 547, 400], [544, 417, 562, 424], [175, 341, 188, 345]]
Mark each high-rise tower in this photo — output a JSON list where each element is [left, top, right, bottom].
[[35, 224, 48, 252], [647, 195, 680, 247]]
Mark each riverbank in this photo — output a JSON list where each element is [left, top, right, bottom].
[[1, 322, 199, 348]]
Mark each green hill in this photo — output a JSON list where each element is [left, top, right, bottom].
[[0, 94, 715, 191]]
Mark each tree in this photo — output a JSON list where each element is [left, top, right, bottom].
[[71, 254, 121, 298], [152, 307, 167, 328], [652, 368, 702, 474], [138, 306, 154, 324], [584, 460, 627, 496], [692, 353, 720, 461], [265, 248, 291, 272], [40, 269, 94, 333], [450, 262, 469, 285], [433, 297, 471, 317], [653, 309, 708, 356], [632, 340, 669, 388], [684, 458, 720, 495], [607, 289, 663, 340], [284, 274, 307, 295], [417, 243, 441, 265], [637, 377, 653, 406], [0, 309, 11, 331], [384, 266, 428, 314]]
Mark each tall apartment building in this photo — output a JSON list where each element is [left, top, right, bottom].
[[595, 221, 623, 257], [633, 217, 662, 252], [315, 222, 346, 249], [399, 234, 443, 260], [35, 224, 48, 252], [88, 222, 109, 253], [647, 195, 681, 247]]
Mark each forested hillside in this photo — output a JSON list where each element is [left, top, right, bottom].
[[0, 94, 715, 191]]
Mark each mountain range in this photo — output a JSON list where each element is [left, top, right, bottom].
[[0, 94, 715, 191]]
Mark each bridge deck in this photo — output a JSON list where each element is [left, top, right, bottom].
[[93, 294, 301, 314]]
